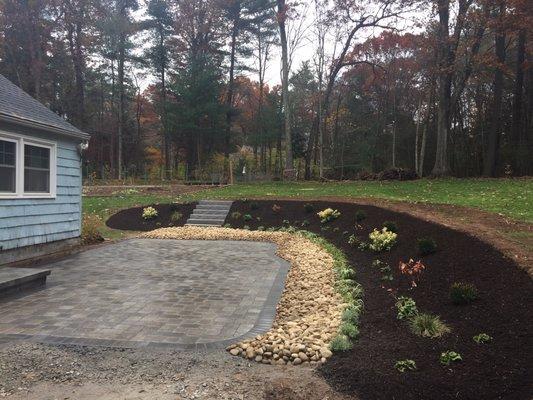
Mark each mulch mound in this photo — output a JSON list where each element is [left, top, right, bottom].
[[227, 200, 533, 400], [105, 202, 196, 231]]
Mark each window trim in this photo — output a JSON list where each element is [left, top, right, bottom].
[[0, 131, 57, 199]]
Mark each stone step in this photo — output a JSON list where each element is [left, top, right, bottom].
[[198, 200, 233, 206], [192, 209, 229, 215], [186, 199, 233, 227], [190, 213, 228, 220], [0, 268, 51, 298], [186, 218, 226, 225]]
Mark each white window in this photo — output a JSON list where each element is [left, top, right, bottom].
[[0, 132, 57, 199]]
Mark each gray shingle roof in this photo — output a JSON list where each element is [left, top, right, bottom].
[[0, 74, 89, 139]]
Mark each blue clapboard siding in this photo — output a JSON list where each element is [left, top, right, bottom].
[[0, 123, 83, 251]]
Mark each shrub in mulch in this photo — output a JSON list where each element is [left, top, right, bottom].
[[226, 200, 533, 400], [105, 202, 196, 231]]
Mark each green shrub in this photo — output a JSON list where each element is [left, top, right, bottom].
[[141, 206, 158, 220], [355, 210, 367, 222], [170, 211, 183, 223], [342, 304, 363, 324], [369, 228, 397, 251], [223, 223, 232, 228], [81, 214, 104, 245], [409, 313, 450, 338], [330, 334, 353, 352], [303, 203, 315, 213], [340, 322, 359, 339], [450, 282, 478, 305], [417, 237, 437, 255], [395, 359, 416, 372], [440, 351, 462, 366], [317, 208, 341, 223], [339, 267, 356, 280], [231, 211, 242, 219], [383, 221, 398, 233], [256, 216, 262, 222], [249, 201, 259, 210], [301, 219, 310, 227], [473, 333, 493, 344], [243, 214, 252, 222], [283, 219, 290, 225], [395, 296, 419, 320]]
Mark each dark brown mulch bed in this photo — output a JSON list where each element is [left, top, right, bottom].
[[105, 202, 196, 231], [227, 200, 533, 400]]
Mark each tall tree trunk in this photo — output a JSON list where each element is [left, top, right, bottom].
[[117, 0, 126, 180], [432, 0, 452, 176], [225, 7, 240, 161], [511, 29, 525, 174], [483, 1, 506, 177], [276, 0, 294, 178], [161, 34, 170, 179]]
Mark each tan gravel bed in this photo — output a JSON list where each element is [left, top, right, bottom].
[[142, 226, 347, 366]]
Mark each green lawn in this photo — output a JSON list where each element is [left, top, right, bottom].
[[180, 178, 533, 223], [83, 178, 533, 224]]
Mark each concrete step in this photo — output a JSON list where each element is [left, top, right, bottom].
[[186, 199, 233, 227], [0, 268, 51, 298], [195, 204, 232, 211]]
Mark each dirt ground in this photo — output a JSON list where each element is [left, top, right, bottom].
[[0, 342, 349, 400]]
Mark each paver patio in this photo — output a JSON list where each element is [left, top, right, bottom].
[[0, 239, 289, 350]]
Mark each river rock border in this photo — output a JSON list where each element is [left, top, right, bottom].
[[142, 226, 347, 365]]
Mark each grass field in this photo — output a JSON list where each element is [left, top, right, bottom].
[[181, 178, 533, 223], [83, 178, 533, 224]]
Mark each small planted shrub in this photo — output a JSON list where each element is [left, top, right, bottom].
[[231, 211, 242, 219], [249, 201, 259, 210], [330, 334, 353, 352], [342, 305, 363, 325], [243, 214, 252, 222], [243, 225, 250, 230], [256, 216, 262, 222], [256, 226, 265, 231], [142, 206, 158, 220], [283, 219, 290, 225], [395, 296, 419, 320], [317, 208, 341, 223], [368, 228, 397, 251], [301, 219, 310, 227], [417, 237, 437, 255], [272, 204, 282, 214], [223, 223, 232, 228], [383, 220, 398, 233], [473, 333, 493, 344], [450, 282, 478, 305], [170, 211, 183, 223], [355, 210, 367, 222], [303, 203, 315, 213], [340, 322, 360, 339], [395, 359, 416, 373], [81, 214, 104, 245], [399, 259, 426, 288], [410, 313, 450, 338], [440, 351, 462, 366]]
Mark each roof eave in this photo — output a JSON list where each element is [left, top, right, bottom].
[[0, 113, 90, 141]]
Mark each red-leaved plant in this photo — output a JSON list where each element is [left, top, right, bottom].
[[399, 259, 426, 288]]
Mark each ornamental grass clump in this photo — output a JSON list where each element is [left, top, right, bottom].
[[317, 208, 341, 223], [410, 313, 450, 338], [340, 322, 359, 339], [330, 334, 353, 352], [450, 282, 478, 305], [142, 206, 158, 220], [170, 211, 183, 223], [473, 333, 493, 344], [368, 227, 397, 251], [81, 214, 104, 245]]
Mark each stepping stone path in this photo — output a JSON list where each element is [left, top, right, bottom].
[[185, 200, 233, 227]]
